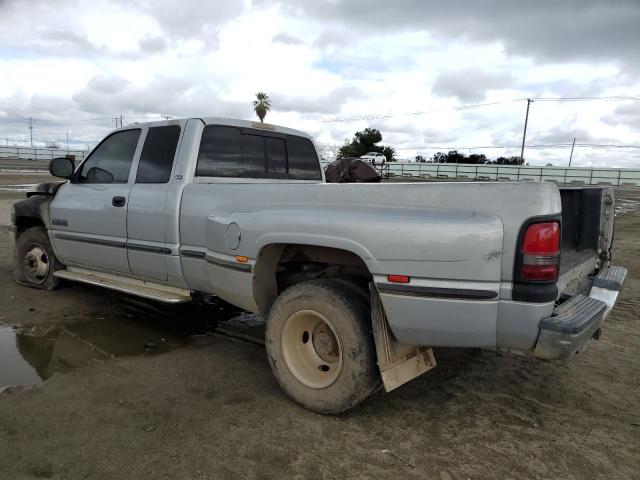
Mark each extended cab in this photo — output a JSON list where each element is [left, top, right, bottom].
[[12, 118, 627, 413]]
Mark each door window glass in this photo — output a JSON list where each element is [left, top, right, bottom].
[[136, 126, 181, 183], [79, 129, 141, 183]]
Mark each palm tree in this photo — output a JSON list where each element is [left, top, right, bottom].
[[253, 92, 271, 123]]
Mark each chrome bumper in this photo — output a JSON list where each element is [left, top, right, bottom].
[[533, 265, 627, 360]]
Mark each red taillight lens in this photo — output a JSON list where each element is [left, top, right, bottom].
[[520, 221, 560, 281], [522, 222, 560, 254]]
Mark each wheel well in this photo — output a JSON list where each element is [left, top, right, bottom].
[[253, 244, 372, 316], [14, 216, 45, 239]]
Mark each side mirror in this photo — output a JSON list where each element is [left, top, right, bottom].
[[49, 157, 75, 179]]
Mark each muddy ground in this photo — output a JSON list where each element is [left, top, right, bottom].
[[0, 175, 639, 479]]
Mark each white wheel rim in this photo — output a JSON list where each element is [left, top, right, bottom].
[[23, 245, 49, 284], [281, 309, 343, 389]]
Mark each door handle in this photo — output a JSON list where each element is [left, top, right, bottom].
[[112, 196, 126, 207]]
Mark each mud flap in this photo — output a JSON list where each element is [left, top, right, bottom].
[[370, 284, 436, 392]]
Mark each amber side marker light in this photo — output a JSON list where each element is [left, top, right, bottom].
[[387, 274, 410, 283], [236, 255, 248, 264]]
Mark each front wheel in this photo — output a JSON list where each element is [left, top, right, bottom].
[[14, 227, 63, 290], [265, 279, 380, 414]]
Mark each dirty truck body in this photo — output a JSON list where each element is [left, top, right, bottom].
[[12, 118, 627, 413]]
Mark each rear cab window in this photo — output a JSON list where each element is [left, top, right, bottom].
[[195, 125, 322, 180]]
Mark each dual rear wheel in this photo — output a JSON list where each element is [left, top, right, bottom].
[[265, 279, 380, 414]]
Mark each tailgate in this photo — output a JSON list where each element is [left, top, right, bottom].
[[556, 186, 615, 298]]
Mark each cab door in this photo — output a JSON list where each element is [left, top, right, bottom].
[[49, 128, 142, 274], [126, 124, 182, 281]]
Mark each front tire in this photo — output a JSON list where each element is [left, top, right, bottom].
[[265, 279, 379, 414], [14, 227, 63, 290]]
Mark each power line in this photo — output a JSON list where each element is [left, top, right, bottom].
[[318, 143, 640, 151], [319, 99, 526, 123], [532, 96, 640, 101], [317, 95, 640, 123], [392, 144, 640, 150]]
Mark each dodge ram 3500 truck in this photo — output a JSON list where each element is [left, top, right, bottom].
[[11, 118, 627, 413]]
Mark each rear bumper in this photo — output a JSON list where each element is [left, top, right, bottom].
[[533, 265, 627, 360]]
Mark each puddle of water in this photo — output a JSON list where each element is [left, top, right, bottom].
[[0, 326, 42, 388], [0, 296, 261, 390]]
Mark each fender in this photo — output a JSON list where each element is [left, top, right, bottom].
[[11, 182, 65, 237]]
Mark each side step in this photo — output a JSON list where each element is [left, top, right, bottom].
[[54, 267, 192, 304]]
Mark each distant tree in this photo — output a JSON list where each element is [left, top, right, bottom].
[[429, 151, 523, 165], [494, 156, 521, 165], [382, 146, 396, 162], [467, 153, 488, 164], [253, 92, 271, 123], [338, 128, 396, 161], [444, 150, 466, 163], [415, 154, 426, 163], [431, 152, 447, 163]]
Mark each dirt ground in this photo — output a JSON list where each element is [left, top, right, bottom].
[[0, 177, 639, 479]]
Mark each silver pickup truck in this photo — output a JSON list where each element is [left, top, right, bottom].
[[11, 118, 627, 413]]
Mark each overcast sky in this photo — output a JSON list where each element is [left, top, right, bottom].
[[1, 0, 639, 166]]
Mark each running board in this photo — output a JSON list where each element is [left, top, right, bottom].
[[54, 267, 192, 304]]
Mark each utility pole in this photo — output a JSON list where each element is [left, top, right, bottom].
[[28, 117, 34, 148], [66, 132, 70, 153], [520, 98, 532, 165], [120, 114, 124, 127], [568, 138, 576, 167]]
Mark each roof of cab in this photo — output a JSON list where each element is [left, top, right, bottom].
[[200, 117, 313, 140], [117, 117, 313, 141]]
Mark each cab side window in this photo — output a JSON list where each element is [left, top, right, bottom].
[[195, 126, 321, 180], [78, 129, 141, 183], [136, 126, 181, 183]]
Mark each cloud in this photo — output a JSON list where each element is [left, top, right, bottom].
[[72, 73, 247, 119], [432, 68, 515, 102], [313, 28, 355, 48], [272, 32, 304, 45], [530, 125, 616, 145], [0, 0, 638, 166], [267, 0, 640, 67], [602, 103, 640, 129], [272, 86, 363, 114], [138, 35, 169, 54]]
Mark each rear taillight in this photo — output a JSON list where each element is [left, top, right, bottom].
[[519, 222, 560, 281]]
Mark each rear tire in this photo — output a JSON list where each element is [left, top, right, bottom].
[[14, 227, 63, 290], [265, 279, 379, 414]]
